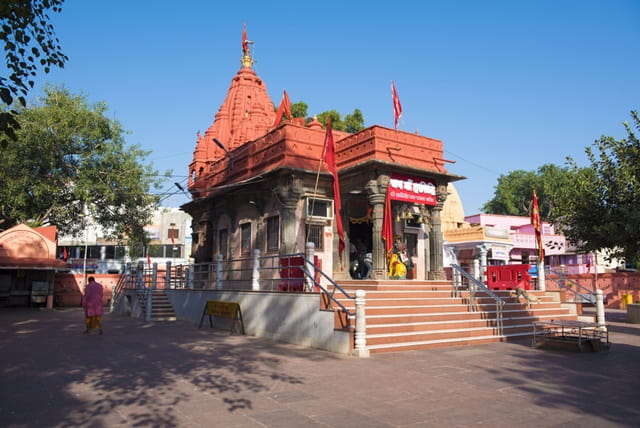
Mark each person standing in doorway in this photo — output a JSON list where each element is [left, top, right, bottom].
[[82, 276, 104, 334]]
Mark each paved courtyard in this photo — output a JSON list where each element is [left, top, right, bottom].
[[1, 307, 639, 427]]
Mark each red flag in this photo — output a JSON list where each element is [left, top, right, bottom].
[[62, 247, 68, 261], [382, 188, 393, 256], [272, 90, 292, 128], [170, 227, 175, 245], [147, 252, 151, 268], [531, 189, 544, 261], [391, 81, 402, 130], [242, 25, 249, 54], [322, 117, 345, 256]]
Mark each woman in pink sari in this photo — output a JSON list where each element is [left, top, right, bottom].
[[82, 276, 104, 334]]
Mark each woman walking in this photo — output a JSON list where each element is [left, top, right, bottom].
[[82, 276, 104, 334]]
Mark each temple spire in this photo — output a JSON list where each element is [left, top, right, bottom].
[[241, 23, 253, 68]]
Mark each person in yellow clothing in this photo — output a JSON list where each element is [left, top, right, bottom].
[[82, 276, 104, 334]]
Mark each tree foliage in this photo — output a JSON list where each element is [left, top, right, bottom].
[[482, 164, 576, 219], [290, 101, 307, 118], [556, 111, 640, 262], [0, 0, 67, 147], [316, 108, 365, 132], [0, 86, 163, 249]]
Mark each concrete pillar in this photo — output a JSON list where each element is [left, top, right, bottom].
[[304, 242, 315, 292], [252, 248, 261, 291], [354, 289, 369, 357], [537, 261, 546, 291], [596, 289, 606, 331]]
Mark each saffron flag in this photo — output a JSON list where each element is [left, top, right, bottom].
[[531, 188, 544, 261], [242, 25, 249, 54], [382, 188, 393, 256], [323, 117, 345, 256], [62, 247, 68, 261], [391, 81, 402, 130], [147, 252, 152, 268], [170, 228, 175, 245], [272, 89, 292, 128]]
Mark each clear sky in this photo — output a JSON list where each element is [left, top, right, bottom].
[[18, 0, 640, 213]]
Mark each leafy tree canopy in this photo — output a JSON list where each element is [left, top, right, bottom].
[[1, 0, 67, 147], [316, 108, 365, 132], [290, 101, 307, 119], [0, 86, 165, 249], [482, 164, 577, 219], [555, 111, 640, 262]]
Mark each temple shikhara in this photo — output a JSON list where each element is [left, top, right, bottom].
[[182, 29, 464, 281]]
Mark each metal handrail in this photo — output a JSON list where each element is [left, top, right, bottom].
[[545, 266, 597, 303], [297, 253, 355, 317], [450, 263, 505, 335], [109, 272, 128, 312]]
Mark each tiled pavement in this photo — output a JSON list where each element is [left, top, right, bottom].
[[1, 307, 639, 427]]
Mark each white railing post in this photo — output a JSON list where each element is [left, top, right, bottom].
[[537, 261, 546, 291], [252, 248, 261, 291], [216, 253, 223, 290], [305, 242, 316, 292], [596, 289, 607, 331], [354, 289, 370, 358]]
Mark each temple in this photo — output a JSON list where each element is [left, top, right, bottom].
[[183, 31, 465, 281]]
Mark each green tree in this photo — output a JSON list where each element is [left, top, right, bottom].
[[0, 86, 164, 248], [1, 0, 68, 147], [291, 101, 307, 118], [556, 111, 640, 262], [344, 108, 365, 133], [483, 164, 576, 219], [316, 109, 343, 130]]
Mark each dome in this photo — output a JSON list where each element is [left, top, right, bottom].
[[442, 183, 467, 232]]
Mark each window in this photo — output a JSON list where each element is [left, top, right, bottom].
[[305, 224, 324, 251], [167, 227, 180, 241], [266, 216, 280, 252], [305, 197, 333, 219], [241, 223, 251, 256], [218, 229, 228, 259]]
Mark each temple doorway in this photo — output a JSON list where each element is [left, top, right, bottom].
[[348, 221, 372, 279]]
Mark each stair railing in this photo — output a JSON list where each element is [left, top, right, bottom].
[[450, 263, 505, 335], [545, 266, 597, 303], [109, 268, 129, 313]]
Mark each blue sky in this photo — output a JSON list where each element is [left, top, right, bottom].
[[18, 0, 640, 213]]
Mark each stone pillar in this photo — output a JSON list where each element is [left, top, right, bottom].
[[353, 289, 370, 357], [477, 243, 490, 283], [366, 189, 387, 280], [428, 204, 445, 280], [275, 176, 304, 254]]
